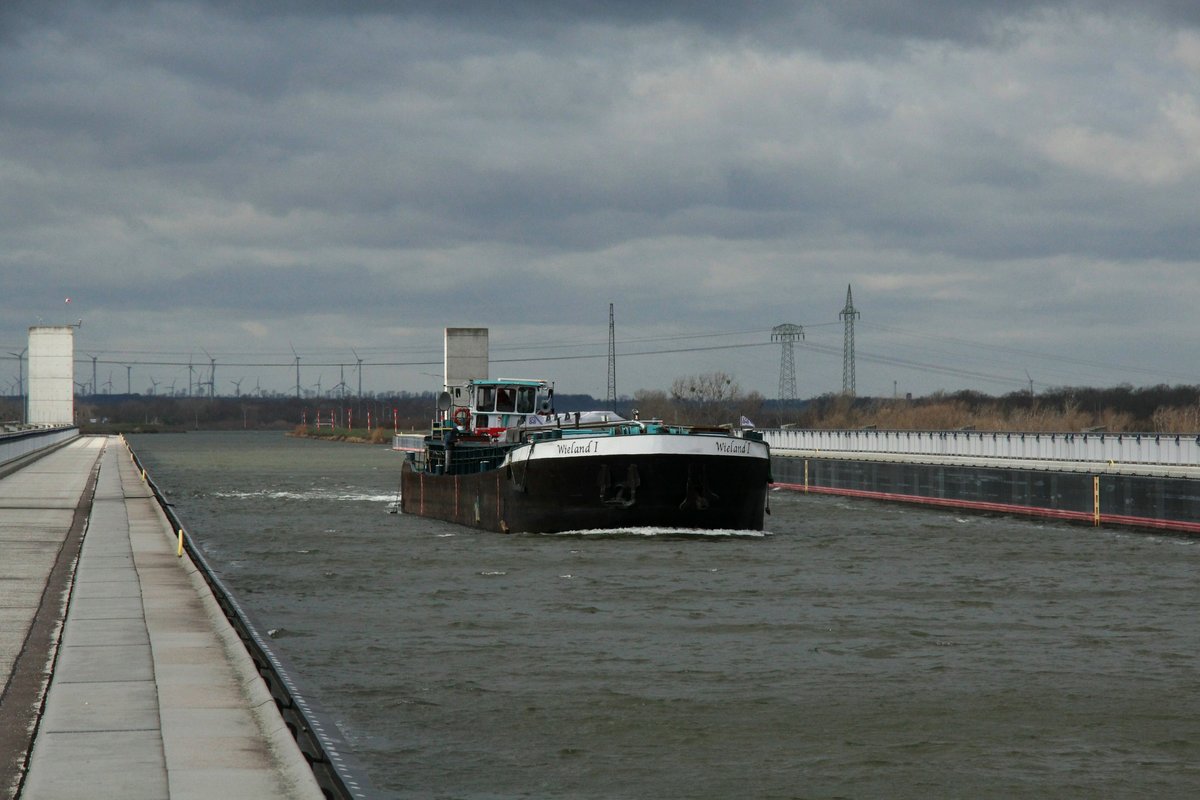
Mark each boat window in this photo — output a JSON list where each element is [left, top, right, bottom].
[[476, 414, 489, 429], [516, 386, 536, 413], [496, 387, 516, 413], [476, 386, 495, 412]]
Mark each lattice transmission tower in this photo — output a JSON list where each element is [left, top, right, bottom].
[[771, 324, 805, 401], [839, 284, 861, 396], [606, 303, 617, 410]]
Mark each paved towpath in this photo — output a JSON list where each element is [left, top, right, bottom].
[[0, 436, 322, 799]]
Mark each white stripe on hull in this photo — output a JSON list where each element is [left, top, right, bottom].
[[503, 434, 769, 465]]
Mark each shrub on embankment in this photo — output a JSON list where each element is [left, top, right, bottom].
[[288, 425, 395, 444], [790, 385, 1199, 433]]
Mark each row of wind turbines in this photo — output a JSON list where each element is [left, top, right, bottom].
[[67, 346, 368, 400]]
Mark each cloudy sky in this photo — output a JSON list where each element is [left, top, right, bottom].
[[2, 1, 1198, 400]]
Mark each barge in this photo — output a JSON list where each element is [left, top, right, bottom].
[[397, 377, 772, 534]]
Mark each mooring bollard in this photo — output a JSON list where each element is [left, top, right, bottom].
[[177, 528, 184, 557]]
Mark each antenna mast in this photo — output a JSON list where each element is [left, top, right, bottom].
[[839, 284, 861, 396], [606, 303, 617, 411]]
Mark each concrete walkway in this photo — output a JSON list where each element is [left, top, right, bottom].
[[1, 436, 322, 799]]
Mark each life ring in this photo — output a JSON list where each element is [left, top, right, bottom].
[[453, 407, 471, 427]]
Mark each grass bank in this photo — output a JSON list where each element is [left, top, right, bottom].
[[288, 425, 395, 444]]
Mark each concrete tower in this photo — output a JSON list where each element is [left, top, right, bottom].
[[27, 326, 76, 426]]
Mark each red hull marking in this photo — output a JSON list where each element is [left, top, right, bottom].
[[1101, 512, 1200, 535], [772, 482, 1200, 534]]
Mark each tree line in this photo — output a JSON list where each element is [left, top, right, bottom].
[[2, 376, 1197, 433]]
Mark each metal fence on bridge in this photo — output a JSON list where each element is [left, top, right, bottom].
[[761, 428, 1200, 469]]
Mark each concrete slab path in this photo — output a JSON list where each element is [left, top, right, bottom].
[[1, 436, 323, 799]]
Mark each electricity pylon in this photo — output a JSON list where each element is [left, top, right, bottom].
[[839, 284, 861, 396], [771, 324, 805, 401]]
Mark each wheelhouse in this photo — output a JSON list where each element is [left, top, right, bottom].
[[444, 378, 552, 436]]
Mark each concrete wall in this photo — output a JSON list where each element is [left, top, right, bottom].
[[27, 326, 75, 426], [0, 427, 78, 471], [444, 327, 488, 386], [770, 453, 1200, 535]]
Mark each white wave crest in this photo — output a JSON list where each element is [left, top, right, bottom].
[[549, 527, 770, 538], [210, 488, 399, 503]]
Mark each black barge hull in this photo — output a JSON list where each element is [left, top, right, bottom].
[[400, 453, 770, 533]]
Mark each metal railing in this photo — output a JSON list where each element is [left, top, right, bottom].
[[761, 428, 1200, 468]]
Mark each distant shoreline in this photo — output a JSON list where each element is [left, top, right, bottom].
[[286, 427, 395, 445]]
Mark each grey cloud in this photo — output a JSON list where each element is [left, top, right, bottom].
[[163, 0, 1200, 63], [3, 0, 1199, 397]]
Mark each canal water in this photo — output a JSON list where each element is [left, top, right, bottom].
[[129, 431, 1200, 799]]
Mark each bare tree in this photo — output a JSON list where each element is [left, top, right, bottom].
[[669, 371, 741, 425], [631, 388, 672, 421]]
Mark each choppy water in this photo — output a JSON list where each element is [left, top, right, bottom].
[[129, 431, 1200, 799]]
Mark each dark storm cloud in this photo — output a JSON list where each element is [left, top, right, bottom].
[[2, 1, 1193, 262], [2, 0, 1199, 396], [9, 0, 1200, 55], [186, 0, 1200, 51]]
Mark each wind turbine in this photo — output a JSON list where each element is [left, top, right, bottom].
[[352, 348, 363, 398], [201, 348, 216, 398], [6, 348, 26, 402], [290, 343, 301, 399], [87, 353, 98, 399], [230, 377, 244, 397]]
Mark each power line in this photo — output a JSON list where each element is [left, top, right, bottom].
[[0, 325, 835, 369], [5, 316, 1191, 398], [860, 321, 1195, 383], [0, 337, 1164, 389]]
